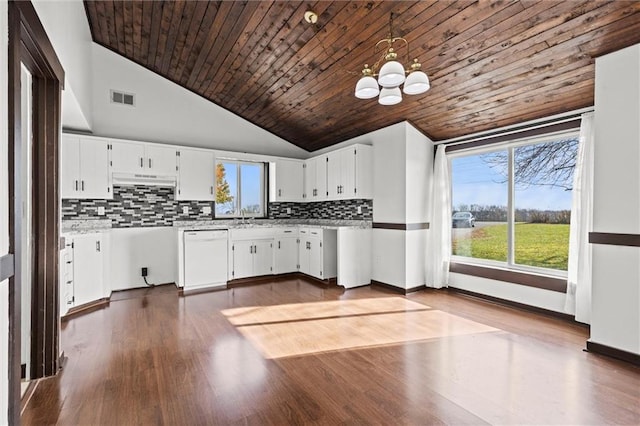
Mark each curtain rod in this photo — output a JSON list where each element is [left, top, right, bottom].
[[435, 106, 594, 147]]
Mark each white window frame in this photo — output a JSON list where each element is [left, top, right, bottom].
[[215, 159, 266, 218], [448, 129, 579, 278]]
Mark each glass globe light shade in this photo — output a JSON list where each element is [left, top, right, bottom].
[[378, 60, 406, 87], [355, 76, 380, 99], [378, 86, 402, 106], [403, 71, 430, 95]]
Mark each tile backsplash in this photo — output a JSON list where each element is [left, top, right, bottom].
[[62, 185, 213, 228], [62, 185, 373, 227], [269, 199, 373, 221]]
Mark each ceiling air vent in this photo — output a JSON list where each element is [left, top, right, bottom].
[[110, 90, 135, 107]]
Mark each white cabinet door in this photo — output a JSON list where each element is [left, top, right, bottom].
[[304, 158, 316, 200], [232, 240, 254, 279], [146, 145, 177, 175], [274, 159, 304, 202], [177, 149, 215, 201], [354, 144, 373, 199], [298, 236, 310, 275], [275, 237, 298, 274], [110, 141, 145, 174], [253, 240, 273, 276], [79, 137, 111, 199], [316, 155, 327, 199], [72, 234, 104, 306], [59, 239, 74, 316], [327, 151, 341, 199], [60, 136, 80, 198], [340, 148, 355, 198], [308, 233, 323, 279]]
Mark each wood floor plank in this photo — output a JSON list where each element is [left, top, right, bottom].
[[21, 279, 640, 425]]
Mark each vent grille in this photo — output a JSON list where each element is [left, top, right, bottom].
[[110, 90, 135, 106]]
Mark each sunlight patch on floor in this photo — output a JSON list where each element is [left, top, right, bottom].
[[222, 297, 499, 359]]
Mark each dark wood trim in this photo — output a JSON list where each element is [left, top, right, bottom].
[[370, 280, 426, 295], [372, 222, 430, 231], [60, 298, 110, 322], [589, 232, 640, 248], [0, 253, 15, 281], [586, 340, 640, 366], [227, 272, 337, 290], [7, 1, 65, 422], [445, 118, 581, 152], [447, 287, 582, 325], [450, 262, 567, 293]]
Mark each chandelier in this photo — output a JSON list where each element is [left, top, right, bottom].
[[354, 13, 431, 105]]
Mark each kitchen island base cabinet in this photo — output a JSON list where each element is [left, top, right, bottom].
[[298, 228, 337, 280], [337, 228, 372, 288]]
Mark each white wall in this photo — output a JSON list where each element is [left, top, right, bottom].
[[33, 0, 93, 131], [109, 228, 177, 291], [1, 0, 10, 422], [91, 44, 308, 159], [590, 44, 640, 355]]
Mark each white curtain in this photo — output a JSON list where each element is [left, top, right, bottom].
[[564, 112, 594, 323], [426, 144, 452, 288]]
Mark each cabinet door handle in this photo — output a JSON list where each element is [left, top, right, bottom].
[[75, 180, 78, 191], [148, 158, 152, 169], [140, 157, 144, 168], [278, 241, 281, 249], [249, 245, 253, 254], [210, 186, 213, 195], [278, 189, 282, 197], [81, 181, 85, 191], [96, 241, 101, 252], [254, 245, 257, 254]]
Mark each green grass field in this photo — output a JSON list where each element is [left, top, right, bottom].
[[452, 223, 570, 270]]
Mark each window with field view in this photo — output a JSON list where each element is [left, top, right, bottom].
[[450, 133, 578, 273], [215, 160, 266, 218]]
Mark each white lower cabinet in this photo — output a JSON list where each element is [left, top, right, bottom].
[[231, 238, 274, 279], [298, 228, 337, 280], [61, 232, 106, 312], [274, 228, 299, 274]]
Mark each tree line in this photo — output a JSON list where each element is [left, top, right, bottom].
[[454, 204, 570, 224]]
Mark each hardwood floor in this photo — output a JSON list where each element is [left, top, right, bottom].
[[22, 279, 640, 425]]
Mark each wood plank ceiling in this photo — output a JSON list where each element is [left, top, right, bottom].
[[84, 1, 640, 152]]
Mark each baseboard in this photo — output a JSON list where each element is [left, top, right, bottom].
[[370, 280, 426, 295], [20, 379, 39, 415], [61, 297, 110, 321], [586, 340, 640, 366], [447, 287, 583, 325], [227, 272, 337, 289]]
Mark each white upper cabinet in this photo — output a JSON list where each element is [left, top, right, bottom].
[[305, 155, 327, 201], [176, 149, 215, 201], [109, 141, 145, 174], [60, 136, 111, 199], [146, 145, 177, 175], [272, 158, 305, 202], [320, 144, 372, 201], [110, 141, 177, 176]]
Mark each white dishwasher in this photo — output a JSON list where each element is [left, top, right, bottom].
[[183, 230, 228, 292]]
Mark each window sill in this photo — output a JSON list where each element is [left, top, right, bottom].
[[449, 261, 567, 293]]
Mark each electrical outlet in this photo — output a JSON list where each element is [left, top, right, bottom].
[[286, 207, 292, 214], [182, 206, 189, 215], [357, 206, 362, 214], [97, 206, 105, 216], [141, 267, 148, 277], [202, 206, 212, 215]]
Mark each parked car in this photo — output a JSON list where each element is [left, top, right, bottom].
[[452, 211, 475, 228]]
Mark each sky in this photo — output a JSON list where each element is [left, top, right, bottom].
[[216, 162, 262, 214], [451, 154, 573, 211]]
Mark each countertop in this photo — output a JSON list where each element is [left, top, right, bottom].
[[173, 219, 372, 231], [61, 219, 112, 235]]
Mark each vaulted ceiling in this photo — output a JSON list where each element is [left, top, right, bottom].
[[84, 1, 640, 152]]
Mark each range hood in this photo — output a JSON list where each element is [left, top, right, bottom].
[[112, 172, 177, 187]]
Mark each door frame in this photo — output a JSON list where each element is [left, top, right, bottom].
[[7, 1, 64, 423]]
